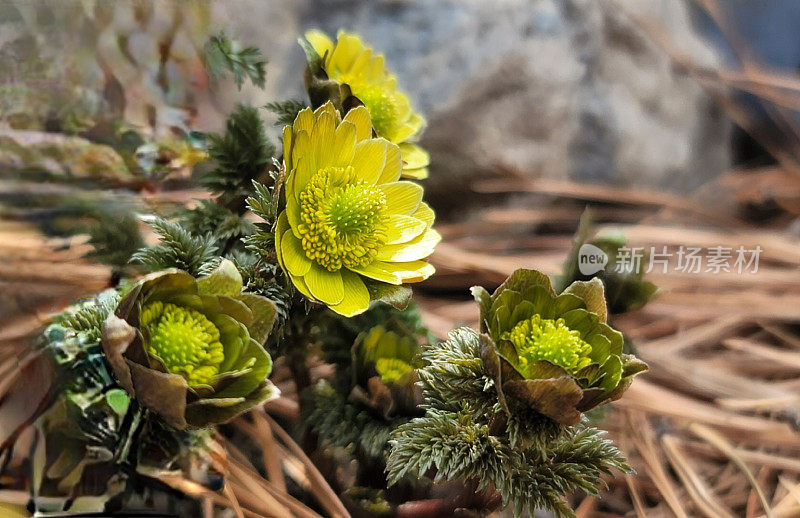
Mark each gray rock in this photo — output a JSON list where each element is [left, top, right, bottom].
[[0, 128, 131, 180], [213, 0, 730, 208], [1, 0, 731, 209]]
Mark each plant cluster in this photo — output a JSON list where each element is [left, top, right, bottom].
[[4, 29, 650, 517]]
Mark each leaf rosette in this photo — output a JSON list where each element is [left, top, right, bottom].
[[303, 29, 430, 180], [101, 259, 278, 430], [472, 269, 647, 425]]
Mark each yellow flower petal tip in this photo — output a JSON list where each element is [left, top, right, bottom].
[[278, 102, 437, 316], [304, 30, 430, 179]]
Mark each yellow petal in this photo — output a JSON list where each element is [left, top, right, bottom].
[[305, 264, 345, 305], [330, 32, 365, 74], [313, 101, 338, 121], [382, 260, 435, 283], [384, 214, 426, 244], [364, 53, 386, 82], [293, 273, 315, 300], [274, 211, 289, 270], [344, 106, 373, 142], [312, 111, 336, 169], [377, 141, 402, 184], [330, 269, 371, 316], [349, 261, 402, 285], [383, 76, 398, 91], [350, 260, 434, 284], [392, 112, 425, 143], [282, 125, 293, 169], [381, 181, 423, 215], [293, 107, 315, 136], [401, 166, 429, 180], [305, 29, 334, 61], [351, 139, 388, 184], [286, 195, 302, 238], [391, 92, 412, 121], [291, 132, 315, 195], [376, 228, 441, 262], [332, 120, 357, 168], [399, 143, 430, 170], [281, 230, 312, 277], [413, 202, 435, 227], [350, 49, 374, 78]]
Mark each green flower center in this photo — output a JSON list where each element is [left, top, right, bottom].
[[297, 165, 388, 271], [501, 315, 593, 377], [140, 301, 225, 386], [347, 82, 399, 138], [375, 358, 413, 383]]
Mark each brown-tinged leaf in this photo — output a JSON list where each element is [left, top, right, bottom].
[[503, 377, 583, 426], [470, 285, 492, 332], [186, 381, 278, 428], [366, 281, 412, 310], [564, 277, 608, 323], [100, 314, 137, 393], [128, 360, 189, 430], [492, 268, 555, 300]]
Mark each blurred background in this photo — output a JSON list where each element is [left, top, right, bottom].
[[1, 1, 799, 517]]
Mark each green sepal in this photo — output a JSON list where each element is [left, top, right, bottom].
[[237, 293, 277, 345], [470, 285, 492, 333], [197, 258, 243, 297], [366, 281, 412, 311], [563, 278, 608, 323], [503, 377, 583, 426], [492, 269, 555, 302]]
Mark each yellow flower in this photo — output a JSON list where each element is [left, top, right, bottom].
[[276, 102, 439, 317], [304, 29, 430, 180]]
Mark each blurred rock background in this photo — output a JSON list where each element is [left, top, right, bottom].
[[216, 0, 731, 211], [1, 0, 735, 212]]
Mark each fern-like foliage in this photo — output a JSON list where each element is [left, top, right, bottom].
[[176, 200, 255, 251], [243, 179, 279, 264], [201, 105, 275, 209], [265, 99, 307, 127], [387, 328, 631, 518], [131, 218, 218, 276], [246, 179, 277, 227], [203, 32, 267, 90], [58, 290, 120, 344], [307, 380, 404, 462], [86, 210, 144, 269]]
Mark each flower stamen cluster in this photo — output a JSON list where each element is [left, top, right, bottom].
[[297, 166, 388, 271], [141, 301, 224, 386], [344, 84, 399, 138], [501, 315, 592, 377]]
